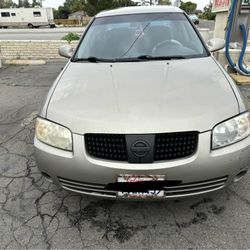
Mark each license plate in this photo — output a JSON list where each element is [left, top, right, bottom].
[[117, 175, 165, 199]]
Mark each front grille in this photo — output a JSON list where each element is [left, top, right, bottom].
[[85, 134, 127, 161], [154, 132, 198, 161], [85, 132, 198, 162], [58, 176, 228, 199]]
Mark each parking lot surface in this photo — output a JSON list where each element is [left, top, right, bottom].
[[0, 62, 250, 249], [0, 27, 85, 40], [0, 20, 214, 40]]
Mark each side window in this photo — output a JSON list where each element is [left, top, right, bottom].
[[33, 11, 41, 17], [11, 13, 16, 16], [1, 12, 10, 17]]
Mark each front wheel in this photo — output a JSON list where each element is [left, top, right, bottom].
[[28, 23, 34, 29], [50, 24, 56, 28]]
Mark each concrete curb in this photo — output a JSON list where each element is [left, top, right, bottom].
[[4, 59, 46, 65]]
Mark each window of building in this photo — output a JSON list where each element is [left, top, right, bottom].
[[33, 11, 41, 17], [1, 12, 10, 17], [11, 13, 16, 16]]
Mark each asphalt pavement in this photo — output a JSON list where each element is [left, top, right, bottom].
[[0, 20, 214, 40], [0, 27, 85, 40], [0, 61, 250, 249]]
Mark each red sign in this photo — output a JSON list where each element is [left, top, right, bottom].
[[213, 0, 230, 12]]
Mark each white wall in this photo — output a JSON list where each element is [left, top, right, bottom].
[[0, 40, 78, 60]]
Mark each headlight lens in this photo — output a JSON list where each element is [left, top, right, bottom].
[[212, 112, 250, 149], [35, 117, 72, 151]]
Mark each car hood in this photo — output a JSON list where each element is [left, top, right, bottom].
[[47, 57, 239, 134]]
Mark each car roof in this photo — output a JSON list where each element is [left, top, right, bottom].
[[96, 6, 183, 18]]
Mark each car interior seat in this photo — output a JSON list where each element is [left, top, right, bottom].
[[144, 25, 172, 54]]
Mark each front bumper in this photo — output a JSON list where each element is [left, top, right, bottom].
[[34, 131, 250, 199]]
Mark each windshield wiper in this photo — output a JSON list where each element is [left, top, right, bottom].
[[72, 56, 186, 63], [137, 55, 186, 60], [71, 57, 115, 63], [108, 56, 186, 62]]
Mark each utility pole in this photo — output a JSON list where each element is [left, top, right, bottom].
[[150, 0, 152, 5]]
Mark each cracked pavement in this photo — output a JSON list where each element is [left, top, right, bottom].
[[0, 62, 250, 249]]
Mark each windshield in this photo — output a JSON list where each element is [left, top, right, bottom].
[[74, 13, 208, 61]]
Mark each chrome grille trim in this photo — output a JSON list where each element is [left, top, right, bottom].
[[58, 176, 228, 199], [61, 182, 116, 194], [164, 176, 227, 190], [164, 185, 225, 198], [164, 182, 225, 194], [58, 177, 106, 189], [63, 186, 117, 198], [58, 177, 117, 198]]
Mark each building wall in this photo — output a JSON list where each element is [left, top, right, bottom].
[[214, 12, 228, 39], [0, 40, 78, 60]]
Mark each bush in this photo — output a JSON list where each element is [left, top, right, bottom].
[[62, 33, 80, 43], [200, 4, 216, 20], [85, 0, 136, 16]]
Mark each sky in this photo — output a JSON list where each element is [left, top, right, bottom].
[[13, 0, 210, 10]]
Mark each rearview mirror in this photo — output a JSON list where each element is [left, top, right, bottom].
[[207, 38, 225, 53], [58, 45, 74, 59]]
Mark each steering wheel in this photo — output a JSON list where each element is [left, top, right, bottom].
[[152, 39, 183, 55]]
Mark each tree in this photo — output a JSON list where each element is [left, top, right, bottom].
[[32, 0, 42, 7], [55, 0, 85, 18], [84, 0, 136, 16], [0, 0, 13, 8], [180, 1, 197, 14], [18, 0, 22, 7], [23, 0, 30, 7], [158, 0, 171, 5], [63, 0, 85, 13], [200, 4, 216, 20], [55, 0, 136, 18], [56, 5, 71, 19], [16, 0, 31, 7]]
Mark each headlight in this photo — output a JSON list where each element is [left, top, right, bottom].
[[35, 117, 72, 151], [212, 112, 250, 149]]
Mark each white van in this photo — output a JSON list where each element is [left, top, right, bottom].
[[0, 7, 55, 28]]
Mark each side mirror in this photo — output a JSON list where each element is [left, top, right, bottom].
[[207, 38, 225, 53], [58, 45, 74, 59]]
